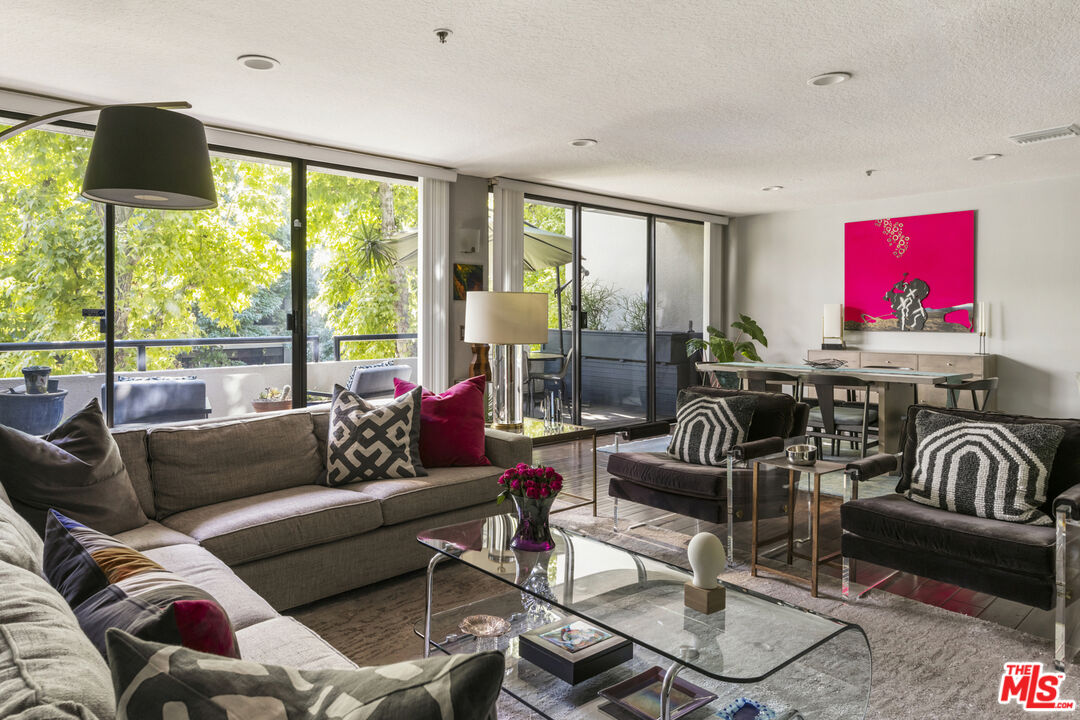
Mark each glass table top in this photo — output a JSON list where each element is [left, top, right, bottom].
[[418, 515, 868, 684]]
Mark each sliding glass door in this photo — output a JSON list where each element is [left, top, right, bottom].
[[305, 166, 419, 400], [655, 218, 705, 418]]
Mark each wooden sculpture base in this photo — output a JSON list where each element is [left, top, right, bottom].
[[684, 582, 726, 614]]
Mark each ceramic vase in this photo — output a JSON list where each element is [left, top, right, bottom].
[[509, 494, 556, 551]]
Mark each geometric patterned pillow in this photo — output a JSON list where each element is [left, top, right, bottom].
[[324, 385, 426, 486], [668, 393, 757, 466], [43, 511, 239, 659], [907, 409, 1066, 525], [106, 629, 505, 720]]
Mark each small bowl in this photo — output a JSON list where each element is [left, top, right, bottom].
[[786, 444, 818, 466], [459, 614, 510, 639]]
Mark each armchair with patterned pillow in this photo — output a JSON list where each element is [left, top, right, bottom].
[[840, 404, 1080, 670]]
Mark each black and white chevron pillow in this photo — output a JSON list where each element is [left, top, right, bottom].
[[907, 409, 1066, 525], [325, 385, 426, 485], [668, 393, 756, 466]]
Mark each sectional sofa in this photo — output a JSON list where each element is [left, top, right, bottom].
[[0, 404, 531, 718]]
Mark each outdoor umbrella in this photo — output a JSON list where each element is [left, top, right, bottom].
[[386, 223, 573, 271]]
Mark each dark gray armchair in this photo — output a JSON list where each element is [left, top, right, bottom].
[[840, 404, 1080, 670]]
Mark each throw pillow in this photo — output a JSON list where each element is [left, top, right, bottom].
[[668, 392, 757, 466], [43, 510, 239, 659], [107, 629, 505, 720], [325, 385, 426, 485], [394, 375, 491, 467], [907, 409, 1066, 525], [0, 398, 148, 536]]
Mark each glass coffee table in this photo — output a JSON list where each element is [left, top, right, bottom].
[[417, 516, 871, 719]]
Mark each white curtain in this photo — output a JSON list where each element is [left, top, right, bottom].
[[418, 178, 451, 391]]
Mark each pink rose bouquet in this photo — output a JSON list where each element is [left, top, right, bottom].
[[496, 463, 564, 504]]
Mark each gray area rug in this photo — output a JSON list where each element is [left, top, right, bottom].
[[291, 510, 1079, 719]]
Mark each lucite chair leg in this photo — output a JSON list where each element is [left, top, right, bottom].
[[613, 497, 620, 533], [1056, 507, 1068, 671]]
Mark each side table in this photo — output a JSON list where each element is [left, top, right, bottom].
[[751, 454, 846, 597], [517, 417, 597, 516]]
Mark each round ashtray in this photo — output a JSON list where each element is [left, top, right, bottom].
[[459, 614, 511, 638], [786, 444, 818, 466]]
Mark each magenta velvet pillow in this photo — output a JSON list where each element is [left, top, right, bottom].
[[394, 376, 491, 467]]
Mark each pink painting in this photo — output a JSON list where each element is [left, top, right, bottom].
[[844, 210, 975, 332]]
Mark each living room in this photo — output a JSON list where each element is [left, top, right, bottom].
[[2, 2, 1079, 719]]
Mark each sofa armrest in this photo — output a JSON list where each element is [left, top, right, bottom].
[[845, 453, 899, 483], [484, 428, 533, 469], [731, 437, 785, 462], [1053, 485, 1080, 521]]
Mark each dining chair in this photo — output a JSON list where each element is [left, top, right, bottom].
[[804, 374, 879, 458], [528, 348, 574, 418], [934, 376, 999, 411]]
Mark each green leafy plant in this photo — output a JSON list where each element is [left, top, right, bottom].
[[686, 314, 768, 362]]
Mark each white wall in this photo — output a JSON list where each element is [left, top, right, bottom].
[[449, 175, 490, 381], [728, 174, 1080, 418]]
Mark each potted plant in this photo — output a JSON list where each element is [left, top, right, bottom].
[[252, 385, 292, 413], [686, 314, 768, 389], [497, 464, 563, 551]]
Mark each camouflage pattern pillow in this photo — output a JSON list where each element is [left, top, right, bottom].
[[106, 629, 503, 719]]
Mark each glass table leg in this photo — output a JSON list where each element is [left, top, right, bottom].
[[424, 553, 448, 658], [660, 660, 686, 720]]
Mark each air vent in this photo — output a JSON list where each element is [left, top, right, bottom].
[[1008, 124, 1080, 145]]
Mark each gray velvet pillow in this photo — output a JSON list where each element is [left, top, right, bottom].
[[0, 398, 148, 536]]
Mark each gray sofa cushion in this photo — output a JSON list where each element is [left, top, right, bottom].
[[113, 520, 197, 552], [161, 485, 383, 566], [0, 495, 44, 575], [148, 412, 323, 518], [111, 428, 154, 518], [141, 544, 278, 632], [236, 616, 357, 670], [346, 465, 500, 525], [0, 563, 116, 720]]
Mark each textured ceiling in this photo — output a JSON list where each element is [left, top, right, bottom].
[[2, 0, 1079, 215]]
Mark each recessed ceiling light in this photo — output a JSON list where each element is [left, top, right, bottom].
[[807, 72, 852, 87], [970, 153, 1002, 161], [237, 54, 280, 71], [569, 138, 598, 147], [761, 185, 784, 191]]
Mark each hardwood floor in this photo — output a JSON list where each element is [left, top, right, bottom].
[[534, 433, 1054, 640]]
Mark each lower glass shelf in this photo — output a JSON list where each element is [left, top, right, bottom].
[[415, 591, 868, 720]]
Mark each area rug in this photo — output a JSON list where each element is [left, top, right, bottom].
[[290, 511, 1078, 719]]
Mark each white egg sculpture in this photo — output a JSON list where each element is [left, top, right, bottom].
[[687, 532, 726, 589]]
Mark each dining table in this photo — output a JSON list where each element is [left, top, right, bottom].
[[696, 360, 973, 453]]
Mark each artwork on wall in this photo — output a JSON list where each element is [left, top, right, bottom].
[[453, 263, 483, 301], [844, 210, 975, 332]]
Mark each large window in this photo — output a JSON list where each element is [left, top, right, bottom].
[[305, 166, 419, 396], [655, 218, 705, 417], [0, 116, 423, 432]]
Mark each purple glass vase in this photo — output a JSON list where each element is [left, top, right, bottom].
[[509, 494, 556, 551]]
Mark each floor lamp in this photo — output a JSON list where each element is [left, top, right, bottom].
[[1, 102, 217, 425], [464, 291, 548, 430]]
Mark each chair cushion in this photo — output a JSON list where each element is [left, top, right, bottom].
[[348, 361, 412, 396], [141, 544, 277, 631], [897, 405, 1080, 516], [0, 562, 116, 720], [394, 375, 491, 468], [148, 411, 323, 518], [841, 494, 1055, 576], [808, 406, 879, 426], [668, 391, 756, 466], [679, 386, 796, 440], [607, 452, 728, 499], [161, 485, 383, 566], [906, 409, 1064, 525], [346, 465, 501, 525], [325, 385, 426, 485], [43, 511, 239, 660], [0, 398, 148, 535], [107, 630, 504, 720]]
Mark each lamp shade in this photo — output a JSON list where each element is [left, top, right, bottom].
[[464, 291, 548, 344], [81, 106, 217, 210]]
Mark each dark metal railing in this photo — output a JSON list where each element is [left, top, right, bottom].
[[0, 333, 416, 371]]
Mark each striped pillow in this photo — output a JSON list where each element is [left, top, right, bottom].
[[43, 510, 238, 659], [668, 394, 757, 466]]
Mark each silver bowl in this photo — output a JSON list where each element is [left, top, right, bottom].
[[786, 444, 818, 466]]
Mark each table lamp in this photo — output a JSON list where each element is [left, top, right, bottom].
[[822, 303, 845, 350], [464, 291, 548, 430]]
